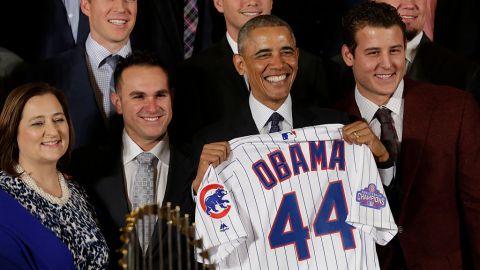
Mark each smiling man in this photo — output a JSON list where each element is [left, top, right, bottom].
[[28, 0, 137, 149], [191, 15, 348, 192], [371, 0, 480, 102], [338, 2, 480, 269], [71, 51, 195, 270], [171, 0, 332, 144]]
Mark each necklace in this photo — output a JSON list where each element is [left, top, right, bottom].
[[15, 164, 71, 206]]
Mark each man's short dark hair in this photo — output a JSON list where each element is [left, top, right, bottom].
[[237, 15, 296, 54], [342, 1, 406, 55], [113, 51, 169, 92]]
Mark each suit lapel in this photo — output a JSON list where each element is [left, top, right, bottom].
[[407, 33, 433, 82], [77, 12, 89, 45], [230, 102, 260, 138], [161, 144, 183, 207], [93, 155, 130, 228], [398, 80, 436, 223], [292, 106, 309, 129], [337, 94, 362, 120], [64, 47, 107, 147]]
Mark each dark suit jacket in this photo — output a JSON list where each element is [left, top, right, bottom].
[[434, 0, 480, 63], [1, 0, 89, 63], [171, 37, 331, 143], [272, 0, 362, 58], [408, 34, 480, 102], [337, 79, 480, 269], [30, 45, 119, 149], [71, 135, 195, 270], [194, 101, 348, 153], [133, 0, 218, 70]]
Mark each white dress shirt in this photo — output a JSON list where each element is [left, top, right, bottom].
[[122, 130, 170, 207], [62, 0, 80, 43], [354, 80, 405, 185], [249, 93, 293, 134]]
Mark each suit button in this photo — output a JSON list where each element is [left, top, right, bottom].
[[398, 226, 403, 234]]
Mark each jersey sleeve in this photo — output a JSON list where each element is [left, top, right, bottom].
[[194, 165, 247, 264], [345, 145, 398, 246]]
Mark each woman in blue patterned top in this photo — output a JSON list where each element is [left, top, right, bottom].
[[0, 82, 109, 269]]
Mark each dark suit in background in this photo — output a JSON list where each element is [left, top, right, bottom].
[[434, 0, 480, 63], [1, 0, 89, 63], [133, 0, 221, 69], [408, 34, 480, 102], [272, 0, 363, 58], [171, 37, 331, 143], [337, 79, 480, 269], [71, 135, 195, 270]]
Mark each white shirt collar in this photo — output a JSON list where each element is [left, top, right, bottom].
[[406, 32, 423, 63], [226, 32, 239, 54], [354, 79, 404, 123], [249, 93, 293, 133], [122, 130, 170, 166], [85, 34, 132, 68]]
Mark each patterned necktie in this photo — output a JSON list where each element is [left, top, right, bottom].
[[183, 0, 199, 59], [374, 107, 399, 162], [375, 107, 402, 217], [268, 112, 284, 133], [104, 54, 122, 117], [132, 152, 157, 251]]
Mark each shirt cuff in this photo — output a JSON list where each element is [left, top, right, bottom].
[[191, 186, 197, 202], [379, 166, 395, 186]]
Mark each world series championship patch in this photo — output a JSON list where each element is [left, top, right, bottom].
[[356, 183, 387, 209]]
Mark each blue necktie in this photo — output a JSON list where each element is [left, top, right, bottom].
[[268, 112, 284, 133]]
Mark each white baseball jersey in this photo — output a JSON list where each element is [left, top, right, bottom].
[[195, 124, 397, 269]]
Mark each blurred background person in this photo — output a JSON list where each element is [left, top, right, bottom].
[[373, 0, 480, 102], [0, 83, 108, 269], [13, 0, 137, 150], [1, 0, 89, 64]]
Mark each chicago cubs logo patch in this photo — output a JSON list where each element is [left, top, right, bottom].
[[356, 183, 386, 209], [199, 183, 231, 219]]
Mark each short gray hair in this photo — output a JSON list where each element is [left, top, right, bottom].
[[237, 15, 296, 54]]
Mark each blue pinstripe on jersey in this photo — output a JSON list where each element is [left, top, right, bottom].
[[195, 124, 398, 269]]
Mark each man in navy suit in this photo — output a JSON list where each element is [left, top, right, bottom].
[[31, 0, 136, 149], [71, 51, 195, 270]]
